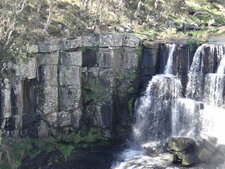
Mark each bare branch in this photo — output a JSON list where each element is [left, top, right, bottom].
[[193, 11, 213, 17], [44, 0, 54, 32], [16, 0, 27, 14]]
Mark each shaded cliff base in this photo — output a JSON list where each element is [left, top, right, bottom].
[[0, 131, 122, 169]]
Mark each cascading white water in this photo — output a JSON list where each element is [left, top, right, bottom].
[[200, 45, 225, 144], [172, 98, 201, 138], [164, 44, 176, 75], [133, 75, 182, 143], [112, 44, 180, 169], [172, 44, 225, 142], [133, 43, 181, 143], [112, 43, 225, 169], [200, 106, 225, 144], [217, 56, 225, 74], [186, 44, 206, 100], [204, 74, 225, 106]]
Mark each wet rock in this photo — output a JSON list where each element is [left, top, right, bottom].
[[161, 153, 174, 162], [165, 137, 198, 166], [197, 139, 217, 161], [166, 137, 225, 167], [176, 152, 197, 166], [143, 141, 165, 156], [166, 137, 197, 152]]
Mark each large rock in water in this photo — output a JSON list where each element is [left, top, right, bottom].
[[166, 137, 197, 152], [165, 137, 225, 167], [166, 137, 198, 166], [197, 139, 217, 161]]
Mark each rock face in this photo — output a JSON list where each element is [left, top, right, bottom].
[[0, 33, 146, 139], [0, 34, 202, 140]]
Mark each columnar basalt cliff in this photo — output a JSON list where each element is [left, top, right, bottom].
[[0, 34, 145, 139]]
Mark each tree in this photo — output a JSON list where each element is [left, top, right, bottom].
[[0, 0, 49, 67], [0, 0, 27, 57]]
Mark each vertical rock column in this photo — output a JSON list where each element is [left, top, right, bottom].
[[37, 39, 60, 136], [58, 51, 82, 131], [15, 57, 38, 137], [81, 34, 142, 138], [0, 78, 13, 133]]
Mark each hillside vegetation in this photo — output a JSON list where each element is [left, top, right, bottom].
[[0, 0, 225, 64]]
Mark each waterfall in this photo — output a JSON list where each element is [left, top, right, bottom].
[[164, 44, 176, 75], [112, 44, 181, 168], [200, 45, 225, 144], [133, 75, 181, 143], [186, 44, 206, 100], [217, 56, 225, 74], [172, 44, 225, 143], [133, 43, 181, 143], [216, 46, 225, 74], [204, 74, 225, 106], [112, 43, 225, 169]]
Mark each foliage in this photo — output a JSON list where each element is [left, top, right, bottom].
[[0, 129, 109, 169], [187, 38, 206, 51], [0, 0, 45, 65]]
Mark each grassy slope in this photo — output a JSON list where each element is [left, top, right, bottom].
[[1, 0, 225, 63], [18, 0, 225, 39]]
